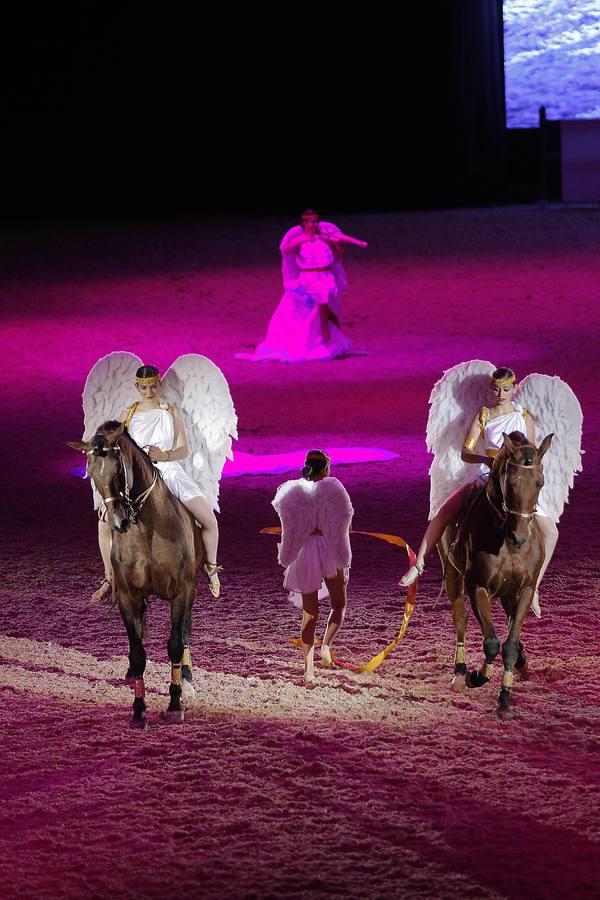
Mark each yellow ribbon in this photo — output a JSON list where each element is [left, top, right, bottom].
[[261, 527, 417, 673]]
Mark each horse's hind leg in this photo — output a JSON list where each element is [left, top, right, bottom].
[[165, 586, 194, 724], [119, 594, 148, 729], [448, 576, 468, 693], [181, 607, 196, 703], [466, 586, 500, 689]]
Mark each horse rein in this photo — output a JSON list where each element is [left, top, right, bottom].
[[88, 443, 158, 524], [487, 458, 539, 523]]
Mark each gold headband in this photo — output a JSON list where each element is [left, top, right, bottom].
[[136, 374, 160, 385], [492, 375, 516, 388]]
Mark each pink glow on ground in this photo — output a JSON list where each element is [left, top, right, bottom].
[[223, 447, 399, 476], [1, 209, 599, 899]]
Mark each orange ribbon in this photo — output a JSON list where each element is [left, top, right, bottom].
[[261, 527, 417, 673]]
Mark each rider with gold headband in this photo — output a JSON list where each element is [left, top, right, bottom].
[[82, 354, 237, 604], [400, 363, 583, 619]]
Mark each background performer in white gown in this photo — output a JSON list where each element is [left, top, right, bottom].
[[272, 450, 354, 681], [81, 352, 237, 603], [400, 363, 583, 619], [238, 209, 368, 362]]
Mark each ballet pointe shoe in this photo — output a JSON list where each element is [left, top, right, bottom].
[[203, 562, 222, 599], [400, 561, 424, 588], [530, 591, 542, 619]]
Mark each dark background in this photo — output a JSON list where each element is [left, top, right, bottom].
[[3, 1, 508, 219]]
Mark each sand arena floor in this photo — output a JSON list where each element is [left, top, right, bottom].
[[1, 207, 599, 898]]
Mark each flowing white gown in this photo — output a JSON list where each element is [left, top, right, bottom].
[[272, 477, 354, 595], [237, 222, 364, 363]]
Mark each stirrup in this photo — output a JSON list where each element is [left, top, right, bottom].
[[91, 574, 112, 604], [400, 561, 424, 588], [203, 562, 222, 599]]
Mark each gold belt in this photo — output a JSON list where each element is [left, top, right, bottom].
[[300, 266, 332, 272]]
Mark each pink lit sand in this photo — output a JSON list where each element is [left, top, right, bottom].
[[1, 208, 599, 898]]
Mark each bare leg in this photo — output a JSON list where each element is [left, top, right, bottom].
[[301, 592, 319, 682], [182, 495, 220, 597], [531, 517, 558, 617], [318, 304, 331, 343], [91, 518, 113, 603], [401, 484, 473, 586], [321, 569, 347, 667]]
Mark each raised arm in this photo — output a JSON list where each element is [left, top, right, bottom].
[[280, 232, 309, 255]]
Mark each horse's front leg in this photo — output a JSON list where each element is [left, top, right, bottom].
[[498, 588, 532, 719], [466, 585, 500, 689], [180, 605, 196, 703], [119, 592, 148, 729], [165, 586, 195, 724]]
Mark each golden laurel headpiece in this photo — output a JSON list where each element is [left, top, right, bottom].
[[491, 373, 516, 388], [136, 374, 161, 386]]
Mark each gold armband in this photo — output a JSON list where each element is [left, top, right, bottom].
[[463, 437, 477, 451], [486, 449, 499, 458]]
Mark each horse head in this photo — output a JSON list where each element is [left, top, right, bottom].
[[490, 431, 553, 548], [68, 421, 132, 533]]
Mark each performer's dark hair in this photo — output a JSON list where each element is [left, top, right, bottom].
[[301, 208, 320, 220], [136, 365, 160, 379], [302, 449, 330, 480], [491, 367, 516, 382]]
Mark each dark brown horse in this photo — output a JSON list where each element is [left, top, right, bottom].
[[70, 420, 203, 727], [439, 431, 553, 718]]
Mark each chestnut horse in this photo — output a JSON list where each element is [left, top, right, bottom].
[[70, 420, 203, 727], [439, 431, 553, 718]]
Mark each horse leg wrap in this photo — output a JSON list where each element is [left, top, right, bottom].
[[134, 677, 145, 698], [483, 662, 494, 679], [171, 663, 182, 685], [182, 646, 193, 683], [454, 643, 466, 665], [502, 670, 514, 689]]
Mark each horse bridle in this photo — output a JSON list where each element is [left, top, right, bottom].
[[487, 459, 539, 524], [88, 442, 158, 525]]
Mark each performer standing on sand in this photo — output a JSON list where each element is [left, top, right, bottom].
[[81, 352, 237, 604], [237, 209, 368, 362], [399, 362, 583, 619], [272, 451, 354, 682]]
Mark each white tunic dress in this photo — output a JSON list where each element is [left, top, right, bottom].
[[92, 404, 205, 511], [479, 402, 550, 518], [272, 477, 354, 595], [128, 406, 205, 503]]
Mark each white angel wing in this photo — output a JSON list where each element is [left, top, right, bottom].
[[82, 351, 142, 440], [272, 479, 315, 568], [161, 354, 238, 512], [426, 359, 495, 519], [515, 374, 583, 521]]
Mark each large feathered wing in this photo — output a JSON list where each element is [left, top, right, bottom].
[[515, 374, 583, 522], [160, 354, 238, 512], [426, 360, 495, 519], [272, 479, 316, 568], [317, 477, 354, 567], [82, 351, 142, 440]]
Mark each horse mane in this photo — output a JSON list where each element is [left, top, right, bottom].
[[94, 420, 166, 490]]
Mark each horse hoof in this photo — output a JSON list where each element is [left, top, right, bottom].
[[451, 674, 466, 692], [165, 709, 185, 725], [129, 716, 148, 730], [466, 670, 491, 689], [497, 704, 516, 721]]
